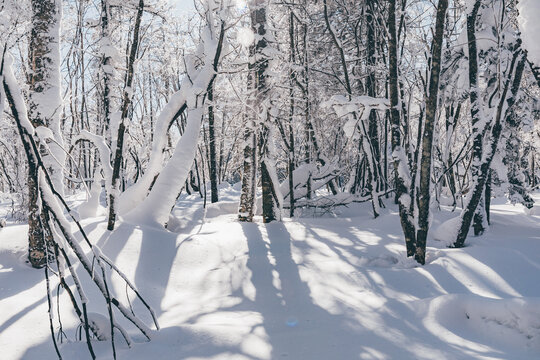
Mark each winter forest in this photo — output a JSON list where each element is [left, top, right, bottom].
[[1, 0, 540, 358]]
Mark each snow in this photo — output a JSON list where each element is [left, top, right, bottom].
[[518, 0, 540, 67], [118, 14, 222, 217], [125, 106, 204, 226], [2, 55, 35, 136], [117, 86, 188, 215], [432, 215, 461, 247], [27, 0, 65, 197], [2, 189, 540, 359], [237, 27, 255, 47], [323, 95, 389, 119], [87, 312, 112, 341], [77, 169, 105, 219], [73, 130, 113, 198]]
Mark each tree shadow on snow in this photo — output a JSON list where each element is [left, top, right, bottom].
[[18, 212, 536, 360], [229, 221, 407, 359]]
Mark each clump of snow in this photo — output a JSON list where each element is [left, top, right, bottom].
[[419, 294, 540, 353], [77, 170, 103, 219], [205, 200, 239, 218], [517, 0, 540, 67], [2, 55, 35, 135], [86, 312, 111, 341], [432, 215, 461, 246], [34, 126, 54, 142], [526, 203, 540, 216], [322, 95, 389, 118], [237, 27, 254, 47]]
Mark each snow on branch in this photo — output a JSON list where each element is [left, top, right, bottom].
[[323, 95, 390, 118], [518, 0, 540, 68], [1, 52, 158, 360], [123, 3, 227, 226]]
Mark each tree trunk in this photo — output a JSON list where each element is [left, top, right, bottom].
[[288, 10, 296, 218], [238, 121, 256, 221], [107, 0, 144, 231], [100, 0, 113, 143], [453, 44, 524, 247], [27, 0, 64, 267], [252, 0, 280, 222], [388, 0, 416, 257], [415, 0, 449, 265], [208, 83, 219, 203], [366, 0, 382, 201]]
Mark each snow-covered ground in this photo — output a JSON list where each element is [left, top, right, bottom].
[[1, 187, 540, 359]]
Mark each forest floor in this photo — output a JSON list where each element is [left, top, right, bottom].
[[1, 186, 540, 359]]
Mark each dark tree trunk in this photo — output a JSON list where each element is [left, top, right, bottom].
[[388, 0, 416, 257], [445, 104, 460, 205], [366, 0, 380, 164], [504, 56, 533, 209], [288, 10, 296, 218], [365, 0, 382, 217], [485, 172, 491, 224], [108, 0, 144, 230], [28, 166, 47, 267], [100, 0, 112, 142], [453, 43, 524, 247], [472, 196, 486, 236], [261, 158, 276, 223], [532, 152, 536, 188], [415, 0, 449, 265], [208, 84, 219, 203], [462, 0, 486, 239]]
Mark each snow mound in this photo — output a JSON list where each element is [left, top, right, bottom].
[[420, 294, 540, 353], [525, 203, 540, 216], [432, 216, 461, 246], [205, 200, 239, 218], [357, 254, 399, 268], [86, 312, 111, 341], [77, 171, 104, 219]]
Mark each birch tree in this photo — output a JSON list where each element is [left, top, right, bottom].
[[27, 0, 65, 267]]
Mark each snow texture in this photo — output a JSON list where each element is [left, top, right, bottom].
[[27, 0, 66, 196], [432, 215, 461, 246], [87, 312, 112, 341], [125, 107, 204, 226], [2, 55, 35, 135], [77, 169, 104, 219], [118, 13, 221, 218], [2, 188, 540, 359], [518, 0, 540, 67], [237, 27, 255, 47]]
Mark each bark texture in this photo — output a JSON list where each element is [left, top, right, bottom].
[[415, 0, 449, 265], [453, 2, 525, 247], [27, 0, 64, 267], [388, 0, 416, 257]]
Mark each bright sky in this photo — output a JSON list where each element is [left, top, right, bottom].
[[171, 0, 195, 15], [172, 0, 247, 14]]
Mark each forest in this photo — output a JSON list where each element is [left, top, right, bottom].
[[1, 0, 540, 359]]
